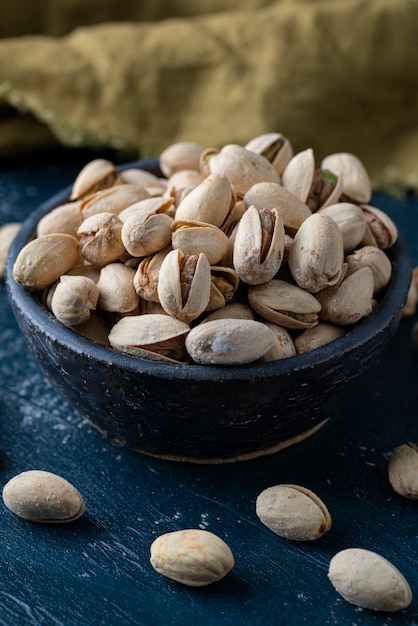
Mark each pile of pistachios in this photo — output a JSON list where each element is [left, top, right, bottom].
[[12, 134, 399, 365]]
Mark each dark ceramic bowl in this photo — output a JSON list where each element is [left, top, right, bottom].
[[5, 159, 412, 462]]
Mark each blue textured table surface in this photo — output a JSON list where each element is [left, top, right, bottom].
[[1, 149, 418, 626]]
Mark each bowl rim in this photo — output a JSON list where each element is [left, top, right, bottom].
[[5, 158, 412, 383]]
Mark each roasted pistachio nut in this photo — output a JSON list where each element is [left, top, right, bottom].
[[328, 548, 412, 612], [96, 263, 138, 313], [388, 443, 418, 499], [2, 470, 85, 523], [166, 169, 204, 195], [157, 249, 211, 323], [321, 152, 372, 204], [201, 302, 255, 324], [345, 245, 392, 295], [134, 246, 172, 303], [159, 141, 205, 177], [36, 202, 82, 238], [233, 206, 285, 285], [248, 279, 322, 329], [171, 219, 230, 266], [70, 158, 120, 200], [77, 212, 125, 267], [317, 266, 374, 325], [361, 205, 398, 249], [0, 222, 21, 278], [208, 144, 280, 197], [318, 203, 366, 253], [51, 275, 99, 326], [120, 168, 167, 195], [69, 313, 110, 346], [174, 173, 234, 228], [150, 529, 234, 587], [245, 132, 293, 176], [206, 265, 240, 311], [294, 322, 345, 354], [243, 182, 311, 235], [118, 196, 174, 222], [261, 322, 297, 362], [185, 318, 275, 365], [12, 233, 80, 290], [109, 314, 190, 363], [80, 184, 151, 219], [288, 213, 345, 293], [256, 484, 332, 541], [121, 210, 173, 257]]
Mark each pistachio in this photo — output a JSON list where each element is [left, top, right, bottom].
[[36, 202, 82, 238], [174, 173, 235, 228], [388, 442, 418, 499], [150, 529, 234, 587], [361, 205, 398, 249], [403, 273, 418, 317], [243, 182, 311, 235], [109, 314, 190, 363], [288, 213, 345, 293], [0, 222, 21, 278], [157, 249, 211, 323], [166, 169, 204, 195], [321, 152, 372, 204], [294, 322, 345, 354], [245, 132, 293, 176], [345, 245, 392, 295], [118, 196, 174, 222], [51, 275, 99, 326], [70, 158, 120, 200], [96, 263, 138, 313], [160, 141, 205, 177], [121, 209, 173, 257], [185, 318, 275, 365], [201, 302, 255, 323], [77, 212, 125, 267], [261, 322, 297, 362], [119, 168, 167, 196], [206, 265, 240, 311], [328, 548, 412, 612], [134, 246, 172, 303], [80, 184, 151, 219], [317, 266, 374, 325], [12, 233, 80, 290], [2, 470, 85, 523], [318, 202, 366, 253], [248, 279, 321, 329], [171, 219, 230, 266], [256, 484, 332, 541], [69, 314, 110, 346]]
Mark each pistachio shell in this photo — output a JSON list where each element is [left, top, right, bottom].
[[174, 173, 234, 228], [96, 263, 138, 313], [166, 170, 204, 194], [261, 322, 297, 361], [70, 158, 119, 200], [206, 265, 240, 311], [345, 245, 392, 294], [36, 202, 82, 238], [51, 275, 99, 326], [388, 443, 418, 499], [171, 220, 230, 266], [361, 205, 398, 249], [318, 202, 366, 253], [77, 212, 125, 268], [119, 168, 166, 194], [160, 141, 205, 177], [245, 132, 293, 175], [317, 266, 374, 325], [133, 246, 172, 303], [121, 210, 173, 257], [281, 148, 315, 204], [0, 222, 21, 278], [243, 182, 311, 234], [80, 184, 151, 219], [294, 322, 345, 354], [321, 152, 372, 204], [201, 302, 255, 323]]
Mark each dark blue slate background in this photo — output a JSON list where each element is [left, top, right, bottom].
[[1, 149, 418, 626]]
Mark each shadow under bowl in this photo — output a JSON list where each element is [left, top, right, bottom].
[[5, 159, 412, 463]]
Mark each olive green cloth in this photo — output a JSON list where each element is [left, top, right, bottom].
[[0, 0, 417, 193]]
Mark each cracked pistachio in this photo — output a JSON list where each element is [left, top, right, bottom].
[[118, 196, 174, 222], [288, 213, 345, 293], [206, 265, 240, 311], [70, 158, 120, 200], [295, 322, 345, 354], [121, 208, 173, 257], [51, 275, 99, 326], [171, 219, 230, 266], [256, 484, 332, 541], [233, 206, 285, 285], [80, 184, 151, 219], [388, 442, 418, 499], [261, 322, 296, 362], [77, 212, 125, 267], [109, 313, 190, 363], [345, 245, 392, 295], [328, 548, 412, 612], [321, 152, 372, 204], [36, 202, 82, 238], [245, 132, 293, 176], [185, 318, 275, 365], [317, 266, 374, 325], [157, 249, 211, 323], [318, 202, 366, 253], [150, 529, 234, 587], [0, 222, 21, 278], [248, 279, 321, 329], [96, 263, 139, 313], [174, 173, 235, 228], [159, 141, 205, 177], [12, 233, 80, 290], [119, 168, 167, 196], [243, 182, 311, 235], [2, 470, 85, 523], [133, 246, 172, 303], [361, 205, 398, 249]]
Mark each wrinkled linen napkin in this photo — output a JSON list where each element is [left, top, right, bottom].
[[0, 0, 417, 192]]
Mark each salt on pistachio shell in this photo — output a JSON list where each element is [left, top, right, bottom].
[[109, 314, 190, 363], [256, 484, 332, 540], [321, 152, 372, 204], [2, 470, 85, 523], [80, 184, 151, 219], [159, 141, 205, 177], [157, 249, 211, 323], [51, 275, 99, 326], [77, 212, 125, 267], [36, 202, 82, 238], [361, 205, 398, 249], [288, 213, 345, 293], [233, 206, 285, 285], [185, 318, 275, 365], [174, 173, 234, 228], [0, 222, 21, 278], [70, 158, 120, 200], [245, 132, 293, 176], [171, 219, 230, 266], [294, 322, 345, 354], [388, 442, 418, 499], [318, 202, 367, 253], [328, 548, 412, 612], [12, 233, 80, 290], [345, 245, 392, 295], [261, 322, 297, 362], [317, 266, 374, 325], [96, 263, 139, 313], [150, 529, 234, 587], [243, 182, 311, 235], [248, 279, 322, 329]]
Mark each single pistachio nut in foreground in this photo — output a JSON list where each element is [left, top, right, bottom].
[[150, 529, 234, 587], [388, 442, 418, 498], [70, 158, 120, 200], [328, 548, 412, 612], [256, 484, 331, 541], [2, 470, 85, 523]]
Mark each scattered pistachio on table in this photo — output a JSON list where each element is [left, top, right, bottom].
[[0, 221, 21, 278], [388, 442, 418, 499], [11, 135, 400, 365]]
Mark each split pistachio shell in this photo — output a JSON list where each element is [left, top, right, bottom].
[[248, 279, 322, 329], [321, 152, 372, 204], [77, 212, 125, 267], [174, 173, 234, 228], [2, 470, 85, 523], [109, 314, 190, 363], [288, 213, 345, 293], [134, 246, 172, 303], [206, 265, 240, 311], [121, 210, 173, 257], [361, 205, 398, 249], [256, 484, 332, 541], [233, 206, 285, 285], [318, 202, 366, 253], [150, 529, 234, 587], [245, 132, 293, 175], [171, 219, 230, 266], [0, 222, 21, 278], [51, 275, 99, 326], [243, 182, 311, 234], [12, 233, 80, 290], [157, 249, 211, 323], [388, 443, 418, 498], [80, 184, 151, 219], [118, 196, 174, 222], [317, 266, 374, 325], [96, 263, 138, 313], [185, 318, 275, 365], [328, 548, 412, 612], [208, 144, 280, 197], [295, 322, 345, 354], [345, 245, 392, 294], [70, 158, 120, 200], [36, 202, 82, 238], [159, 141, 205, 177], [261, 322, 297, 362]]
